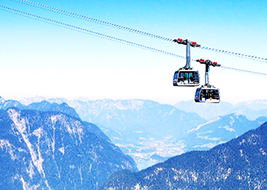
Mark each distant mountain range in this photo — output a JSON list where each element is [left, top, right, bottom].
[[17, 97, 267, 170], [39, 98, 207, 169], [3, 96, 267, 188], [19, 97, 267, 121], [0, 96, 80, 119], [102, 122, 267, 189], [0, 106, 137, 189], [175, 99, 267, 120], [184, 113, 267, 151]]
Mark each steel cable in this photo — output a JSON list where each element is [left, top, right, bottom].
[[197, 46, 267, 63], [8, 0, 174, 42], [220, 66, 267, 77], [8, 0, 267, 63], [0, 5, 266, 77], [0, 5, 185, 58]]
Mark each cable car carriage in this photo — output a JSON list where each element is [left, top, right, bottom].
[[194, 59, 221, 103], [173, 68, 200, 86], [173, 38, 201, 87], [195, 85, 220, 103]]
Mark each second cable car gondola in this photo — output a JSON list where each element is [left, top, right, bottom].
[[195, 84, 220, 103], [173, 38, 201, 87], [194, 59, 221, 103]]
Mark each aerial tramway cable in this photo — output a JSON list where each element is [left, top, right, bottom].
[[8, 0, 267, 64], [0, 4, 266, 77], [0, 5, 186, 58], [8, 0, 174, 43]]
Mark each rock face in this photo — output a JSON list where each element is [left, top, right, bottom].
[[102, 122, 267, 190], [0, 96, 80, 120], [0, 108, 137, 190]]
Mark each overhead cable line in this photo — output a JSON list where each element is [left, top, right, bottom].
[[0, 5, 266, 77], [8, 0, 173, 43], [220, 66, 267, 77], [8, 0, 267, 63], [189, 59, 267, 77], [0, 5, 185, 59], [197, 46, 267, 63]]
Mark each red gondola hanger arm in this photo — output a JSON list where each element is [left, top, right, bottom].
[[196, 59, 221, 67], [173, 38, 201, 47]]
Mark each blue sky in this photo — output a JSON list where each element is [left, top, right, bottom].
[[0, 0, 266, 104]]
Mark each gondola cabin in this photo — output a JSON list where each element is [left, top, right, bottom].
[[173, 69, 200, 86], [195, 85, 220, 103]]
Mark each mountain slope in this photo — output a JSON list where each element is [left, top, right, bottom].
[[184, 113, 266, 151], [102, 122, 267, 190], [0, 108, 137, 189]]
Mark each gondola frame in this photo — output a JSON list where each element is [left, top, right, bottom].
[[173, 68, 200, 87], [194, 85, 220, 103]]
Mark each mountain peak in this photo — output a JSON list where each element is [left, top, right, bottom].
[[19, 96, 46, 105], [0, 96, 5, 103]]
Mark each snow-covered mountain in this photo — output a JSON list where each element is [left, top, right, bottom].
[[19, 97, 267, 170], [0, 107, 137, 189], [44, 98, 206, 169], [184, 113, 267, 151], [236, 99, 267, 110], [0, 96, 24, 110], [175, 100, 267, 120], [175, 100, 234, 120], [0, 96, 80, 120], [26, 100, 81, 120], [20, 96, 46, 106], [46, 99, 205, 133], [102, 122, 267, 190]]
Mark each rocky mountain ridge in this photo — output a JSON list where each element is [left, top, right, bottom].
[[102, 122, 267, 189], [0, 96, 80, 119], [17, 97, 267, 169], [0, 107, 137, 189], [20, 98, 206, 169]]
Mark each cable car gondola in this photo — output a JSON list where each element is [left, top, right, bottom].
[[195, 85, 220, 103], [173, 68, 200, 86], [194, 59, 221, 103], [173, 38, 200, 87]]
